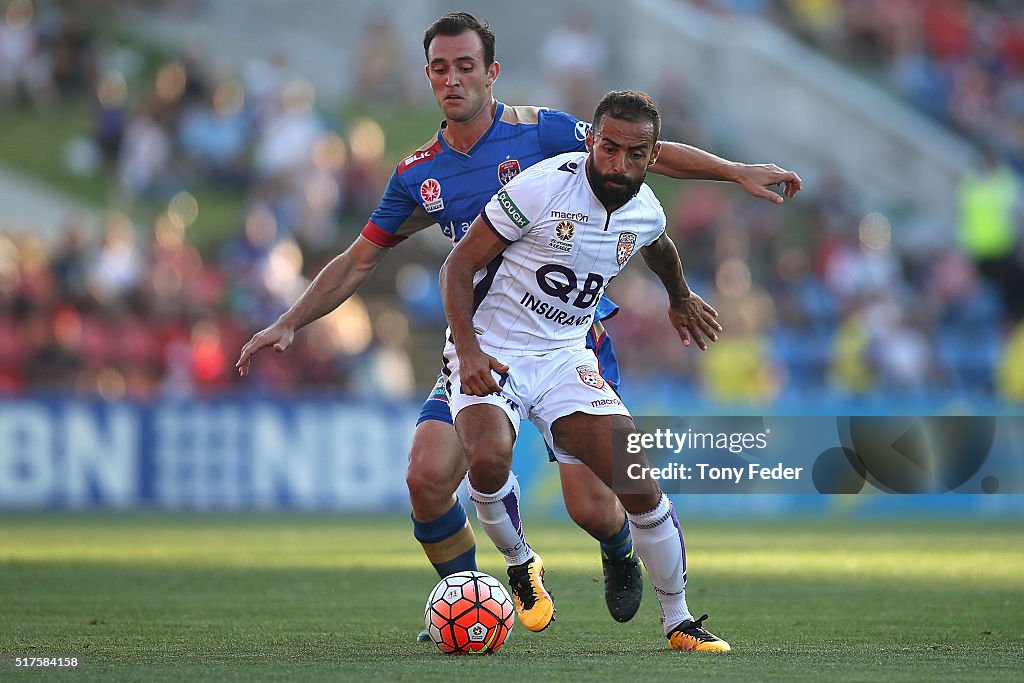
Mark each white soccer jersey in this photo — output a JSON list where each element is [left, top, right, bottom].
[[470, 151, 666, 356]]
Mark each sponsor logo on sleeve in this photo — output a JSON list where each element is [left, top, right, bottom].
[[420, 178, 444, 212], [574, 120, 591, 141], [557, 160, 579, 174], [498, 159, 521, 185], [496, 189, 530, 229], [616, 232, 637, 266], [576, 364, 606, 389], [403, 149, 431, 166]]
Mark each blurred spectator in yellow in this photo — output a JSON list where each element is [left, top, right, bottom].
[[785, 0, 843, 49], [829, 306, 877, 395], [957, 150, 1022, 317], [701, 336, 777, 402], [996, 320, 1024, 401], [699, 223, 780, 402]]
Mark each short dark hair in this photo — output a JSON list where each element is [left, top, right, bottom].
[[592, 90, 661, 143], [423, 12, 496, 67]]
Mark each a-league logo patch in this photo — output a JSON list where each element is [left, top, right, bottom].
[[498, 159, 521, 185], [420, 178, 444, 212], [576, 364, 605, 390], [549, 220, 575, 252], [616, 232, 637, 266]]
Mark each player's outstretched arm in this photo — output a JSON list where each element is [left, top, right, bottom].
[[236, 236, 388, 377], [640, 233, 722, 351], [439, 219, 510, 397], [649, 142, 802, 204]]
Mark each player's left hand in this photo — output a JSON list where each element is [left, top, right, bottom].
[[734, 163, 802, 204], [668, 292, 721, 351]]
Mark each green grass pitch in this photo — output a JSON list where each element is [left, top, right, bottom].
[[0, 514, 1021, 681]]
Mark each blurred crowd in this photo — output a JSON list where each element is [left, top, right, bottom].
[[0, 0, 93, 108], [0, 0, 1022, 405], [0, 0, 417, 400], [669, 0, 1024, 402], [0, 208, 420, 400], [700, 0, 1024, 171]]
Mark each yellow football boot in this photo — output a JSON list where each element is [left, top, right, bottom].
[[506, 553, 555, 632], [667, 614, 732, 652]]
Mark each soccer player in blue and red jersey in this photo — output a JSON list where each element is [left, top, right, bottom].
[[237, 12, 800, 636]]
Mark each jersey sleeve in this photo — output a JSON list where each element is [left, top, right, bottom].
[[595, 295, 619, 322], [641, 189, 668, 247], [537, 108, 590, 156], [479, 170, 549, 244], [361, 169, 435, 248]]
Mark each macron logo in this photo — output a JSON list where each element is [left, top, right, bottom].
[[497, 190, 529, 229], [550, 210, 588, 223]]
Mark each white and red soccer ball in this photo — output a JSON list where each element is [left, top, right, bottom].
[[424, 571, 514, 654]]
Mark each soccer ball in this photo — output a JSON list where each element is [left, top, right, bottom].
[[424, 571, 514, 654]]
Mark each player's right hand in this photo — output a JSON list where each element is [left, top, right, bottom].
[[236, 323, 295, 377], [668, 292, 721, 352], [458, 350, 510, 396]]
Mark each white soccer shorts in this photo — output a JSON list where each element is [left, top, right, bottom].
[[442, 342, 631, 464]]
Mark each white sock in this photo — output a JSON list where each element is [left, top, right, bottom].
[[468, 472, 533, 567], [627, 494, 693, 634]]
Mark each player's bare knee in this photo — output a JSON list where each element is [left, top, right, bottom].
[[465, 447, 510, 474], [405, 461, 448, 503], [466, 451, 511, 493]]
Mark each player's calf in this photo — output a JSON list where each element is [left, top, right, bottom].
[[405, 419, 468, 521]]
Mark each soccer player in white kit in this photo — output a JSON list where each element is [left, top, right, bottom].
[[440, 90, 730, 651]]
